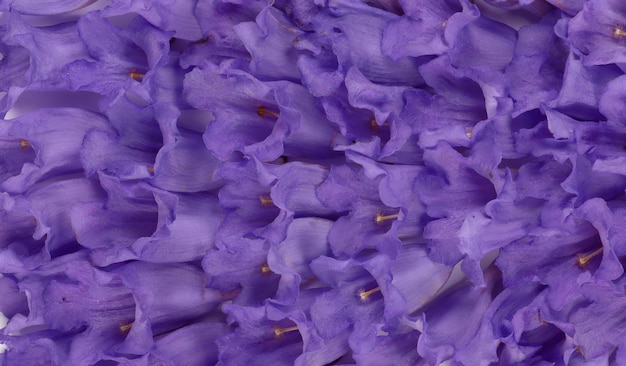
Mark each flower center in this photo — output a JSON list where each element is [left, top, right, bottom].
[[358, 286, 381, 302], [577, 247, 603, 267], [375, 212, 399, 225], [274, 325, 298, 337], [613, 26, 626, 39], [257, 106, 280, 119], [259, 194, 274, 207], [119, 322, 133, 333], [20, 139, 30, 148], [260, 263, 272, 274], [129, 69, 144, 81]]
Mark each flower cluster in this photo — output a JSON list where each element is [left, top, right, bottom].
[[1, 0, 626, 365]]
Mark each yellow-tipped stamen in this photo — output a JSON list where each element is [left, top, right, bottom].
[[465, 127, 473, 138], [442, 20, 448, 27], [577, 247, 603, 267], [259, 194, 274, 207], [613, 25, 626, 39], [147, 164, 155, 174], [375, 212, 400, 225], [119, 322, 133, 333], [260, 263, 272, 274], [369, 118, 389, 130], [129, 69, 144, 81], [257, 106, 280, 119], [19, 139, 29, 148], [358, 287, 381, 302], [274, 325, 299, 337]]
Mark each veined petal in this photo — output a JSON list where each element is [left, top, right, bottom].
[[235, 6, 304, 81], [149, 322, 230, 366], [5, 0, 95, 15], [113, 262, 224, 352], [1, 108, 112, 194], [104, 0, 203, 41], [131, 191, 223, 263]]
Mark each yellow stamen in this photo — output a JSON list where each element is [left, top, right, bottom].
[[147, 164, 155, 174], [260, 263, 271, 274], [375, 212, 399, 225], [442, 20, 448, 27], [19, 139, 29, 148], [613, 26, 626, 39], [369, 118, 389, 130], [274, 325, 298, 337], [119, 322, 133, 333], [577, 247, 603, 267], [465, 127, 473, 138], [257, 106, 280, 119], [221, 288, 241, 300], [259, 194, 274, 207], [358, 287, 381, 302], [129, 70, 144, 81]]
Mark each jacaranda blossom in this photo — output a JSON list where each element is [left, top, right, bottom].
[[2, 0, 626, 365]]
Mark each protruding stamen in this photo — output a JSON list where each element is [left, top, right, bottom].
[[465, 127, 473, 138], [19, 139, 29, 148], [442, 20, 448, 27], [259, 194, 274, 207], [260, 263, 272, 274], [147, 164, 155, 174], [257, 106, 280, 119], [577, 247, 603, 267], [375, 212, 399, 225], [119, 322, 133, 333], [274, 325, 299, 337], [613, 25, 626, 39], [369, 118, 389, 130], [129, 69, 144, 81], [358, 287, 381, 302]]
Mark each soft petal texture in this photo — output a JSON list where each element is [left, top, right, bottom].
[[1, 0, 95, 15], [1, 108, 111, 194]]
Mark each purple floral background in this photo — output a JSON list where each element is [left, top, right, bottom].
[[1, 0, 626, 365]]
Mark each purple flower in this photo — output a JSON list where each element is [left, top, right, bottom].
[[4, 0, 626, 364]]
